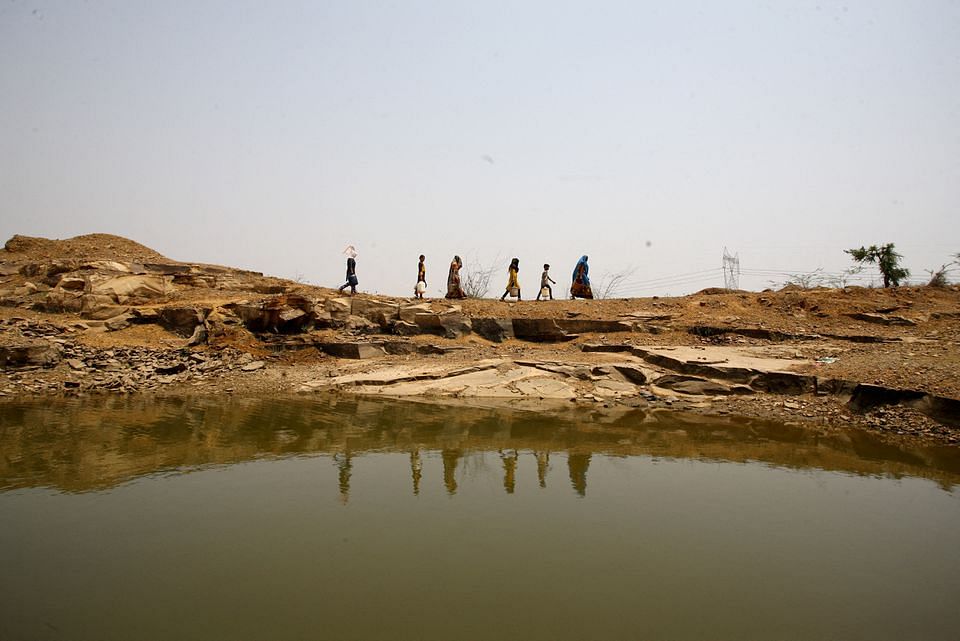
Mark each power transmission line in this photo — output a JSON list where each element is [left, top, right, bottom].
[[722, 248, 740, 290], [616, 267, 721, 287], [603, 258, 959, 298]]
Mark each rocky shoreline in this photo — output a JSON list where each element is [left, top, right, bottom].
[[1, 234, 959, 446]]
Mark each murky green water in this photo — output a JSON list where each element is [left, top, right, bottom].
[[1, 396, 959, 641]]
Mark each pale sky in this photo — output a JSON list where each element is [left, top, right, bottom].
[[2, 1, 958, 297]]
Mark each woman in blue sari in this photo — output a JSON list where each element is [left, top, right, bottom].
[[570, 255, 593, 299]]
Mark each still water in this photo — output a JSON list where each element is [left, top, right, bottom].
[[1, 395, 959, 641]]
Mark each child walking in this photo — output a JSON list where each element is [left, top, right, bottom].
[[415, 255, 427, 299], [537, 264, 555, 300]]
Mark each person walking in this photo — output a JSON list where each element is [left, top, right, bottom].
[[415, 255, 427, 299], [337, 245, 359, 295], [537, 263, 556, 301], [570, 255, 593, 299], [445, 255, 466, 299], [500, 258, 521, 301]]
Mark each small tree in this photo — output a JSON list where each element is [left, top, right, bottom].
[[595, 266, 637, 299], [926, 252, 960, 288], [461, 254, 501, 299], [770, 268, 824, 290], [824, 267, 859, 289], [927, 265, 950, 288], [845, 243, 909, 288]]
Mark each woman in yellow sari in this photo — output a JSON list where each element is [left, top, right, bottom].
[[499, 258, 521, 301]]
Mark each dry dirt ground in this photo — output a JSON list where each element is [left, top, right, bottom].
[[2, 234, 958, 446]]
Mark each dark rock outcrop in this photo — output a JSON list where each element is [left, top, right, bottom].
[[846, 313, 916, 327], [749, 371, 817, 395], [612, 364, 648, 385], [511, 318, 570, 342], [688, 325, 819, 341], [413, 312, 472, 339], [375, 340, 419, 355], [390, 320, 421, 336], [158, 307, 207, 337], [318, 342, 387, 359], [225, 295, 315, 333], [581, 343, 634, 353], [0, 340, 63, 368], [554, 319, 633, 334], [472, 318, 514, 343], [653, 374, 750, 396]]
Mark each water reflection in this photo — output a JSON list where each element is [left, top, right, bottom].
[[3, 395, 960, 641], [1, 395, 959, 496], [535, 451, 549, 488], [410, 449, 422, 495], [500, 449, 518, 494], [568, 452, 591, 497], [441, 448, 460, 495], [333, 452, 352, 504]]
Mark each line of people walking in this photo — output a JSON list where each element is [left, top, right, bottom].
[[443, 255, 593, 301], [339, 246, 594, 300]]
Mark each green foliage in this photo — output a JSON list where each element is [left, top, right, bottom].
[[844, 243, 909, 288]]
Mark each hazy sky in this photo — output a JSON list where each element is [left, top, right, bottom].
[[2, 1, 958, 297]]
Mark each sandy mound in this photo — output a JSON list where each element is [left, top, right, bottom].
[[2, 234, 172, 264]]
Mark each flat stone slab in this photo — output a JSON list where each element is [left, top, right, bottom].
[[633, 345, 818, 394], [316, 360, 505, 388], [634, 345, 811, 376], [591, 379, 638, 398], [513, 377, 577, 399], [299, 359, 581, 400], [348, 364, 562, 399], [618, 312, 676, 321]]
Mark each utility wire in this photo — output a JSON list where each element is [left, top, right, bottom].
[[616, 273, 722, 289], [603, 261, 958, 297], [612, 267, 722, 288]]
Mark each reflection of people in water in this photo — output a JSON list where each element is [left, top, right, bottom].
[[441, 449, 461, 495], [410, 449, 422, 495], [567, 452, 591, 497], [535, 451, 550, 488], [334, 452, 352, 504], [500, 449, 519, 494]]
